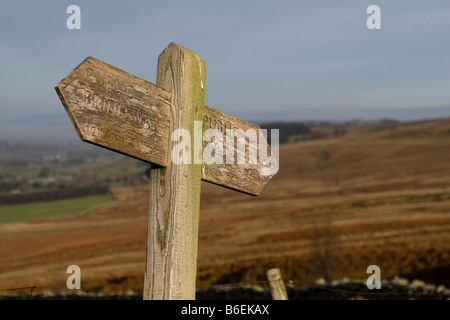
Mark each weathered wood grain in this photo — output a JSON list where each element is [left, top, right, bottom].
[[55, 56, 276, 195], [201, 106, 277, 196], [55, 57, 172, 167], [144, 43, 206, 300]]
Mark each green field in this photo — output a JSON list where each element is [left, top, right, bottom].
[[0, 195, 110, 224], [3, 157, 146, 179]]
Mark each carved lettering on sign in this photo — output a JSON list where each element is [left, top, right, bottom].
[[55, 57, 172, 167], [56, 56, 277, 196]]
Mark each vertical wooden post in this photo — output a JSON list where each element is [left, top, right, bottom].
[[143, 43, 206, 300], [266, 268, 288, 300]]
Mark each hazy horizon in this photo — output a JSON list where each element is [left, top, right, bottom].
[[1, 104, 449, 143]]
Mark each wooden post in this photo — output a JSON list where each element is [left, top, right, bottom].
[[143, 43, 206, 300], [55, 42, 278, 301], [266, 268, 288, 300]]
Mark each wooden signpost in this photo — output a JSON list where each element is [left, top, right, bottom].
[[55, 42, 278, 300]]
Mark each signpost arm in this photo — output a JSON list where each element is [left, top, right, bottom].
[[143, 43, 206, 300]]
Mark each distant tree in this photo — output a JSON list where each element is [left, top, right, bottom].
[[38, 166, 51, 178], [259, 122, 310, 144], [32, 181, 41, 188]]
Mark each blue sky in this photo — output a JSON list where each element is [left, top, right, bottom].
[[1, 0, 450, 122]]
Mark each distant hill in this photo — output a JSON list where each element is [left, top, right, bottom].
[[1, 105, 450, 142], [0, 113, 78, 142], [1, 116, 449, 294], [247, 105, 450, 124]]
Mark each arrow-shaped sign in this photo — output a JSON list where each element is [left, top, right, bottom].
[[55, 56, 277, 196]]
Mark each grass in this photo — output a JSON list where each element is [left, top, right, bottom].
[[2, 156, 146, 180], [56, 157, 145, 177], [0, 194, 110, 224]]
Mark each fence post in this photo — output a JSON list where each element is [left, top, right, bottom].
[[266, 268, 288, 300]]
